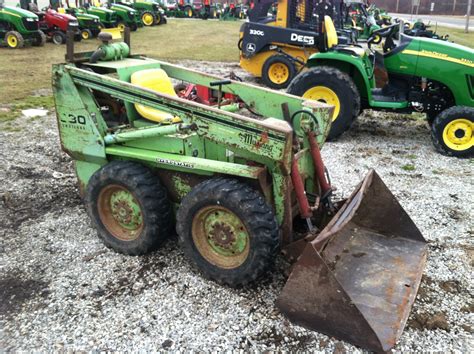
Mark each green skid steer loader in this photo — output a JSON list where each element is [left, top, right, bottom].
[[52, 29, 427, 352], [287, 17, 474, 157]]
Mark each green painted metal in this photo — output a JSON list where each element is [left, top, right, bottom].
[[0, 5, 43, 46], [109, 3, 143, 28], [109, 188, 143, 230], [53, 47, 333, 237], [64, 8, 101, 37], [83, 6, 117, 27]]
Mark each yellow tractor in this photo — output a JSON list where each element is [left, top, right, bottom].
[[239, 0, 351, 89]]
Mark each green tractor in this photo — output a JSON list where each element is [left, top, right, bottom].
[[82, 1, 118, 29], [61, 1, 102, 40], [114, 0, 167, 26], [0, 0, 46, 48], [108, 1, 143, 31], [160, 0, 194, 18], [52, 30, 427, 353], [288, 18, 474, 157]]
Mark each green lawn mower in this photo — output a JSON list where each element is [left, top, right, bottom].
[[115, 0, 167, 26], [61, 1, 102, 40], [0, 0, 45, 48], [52, 29, 427, 353], [82, 1, 118, 29], [288, 18, 474, 157], [108, 1, 143, 31]]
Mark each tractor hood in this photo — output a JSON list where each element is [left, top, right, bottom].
[[76, 12, 100, 21], [48, 9, 77, 22], [1, 5, 38, 19], [90, 6, 115, 14], [111, 4, 136, 13], [409, 36, 474, 68]]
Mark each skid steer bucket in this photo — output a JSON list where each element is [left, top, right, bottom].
[[277, 170, 427, 352]]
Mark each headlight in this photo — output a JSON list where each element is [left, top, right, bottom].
[[26, 18, 36, 22], [70, 20, 79, 25]]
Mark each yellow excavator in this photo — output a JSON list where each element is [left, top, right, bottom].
[[239, 0, 351, 88]]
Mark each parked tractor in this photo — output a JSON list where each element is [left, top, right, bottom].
[[288, 18, 474, 157], [0, 0, 46, 48], [20, 0, 82, 45], [52, 29, 427, 352], [108, 1, 143, 31], [82, 1, 118, 29], [61, 1, 102, 40], [404, 19, 449, 41], [161, 0, 194, 18], [114, 0, 167, 26]]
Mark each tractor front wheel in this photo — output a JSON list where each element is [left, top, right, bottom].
[[5, 31, 24, 49], [81, 29, 93, 40], [33, 30, 46, 46], [184, 6, 194, 17], [85, 161, 172, 255], [261, 55, 296, 90], [52, 31, 66, 45], [155, 12, 163, 25], [176, 178, 280, 287], [116, 22, 127, 32], [141, 11, 156, 26], [431, 106, 473, 158], [288, 66, 360, 140]]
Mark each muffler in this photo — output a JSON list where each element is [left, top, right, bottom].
[[277, 170, 427, 352]]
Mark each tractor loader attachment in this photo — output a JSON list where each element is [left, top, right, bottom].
[[278, 170, 427, 352]]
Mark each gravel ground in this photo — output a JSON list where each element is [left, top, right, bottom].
[[1, 61, 473, 352]]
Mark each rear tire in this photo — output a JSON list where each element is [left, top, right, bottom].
[[261, 55, 296, 90], [431, 106, 473, 158], [141, 11, 156, 26], [288, 66, 360, 140], [176, 178, 280, 287], [85, 161, 172, 255], [5, 31, 24, 49], [52, 31, 66, 45]]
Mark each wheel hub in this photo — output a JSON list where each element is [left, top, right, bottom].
[[303, 86, 341, 121], [268, 63, 289, 84], [442, 118, 473, 151]]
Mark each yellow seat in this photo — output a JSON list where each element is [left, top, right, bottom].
[[58, 7, 66, 14], [130, 69, 182, 124], [324, 15, 338, 49]]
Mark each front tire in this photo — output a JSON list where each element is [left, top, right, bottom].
[[261, 54, 296, 90], [33, 30, 46, 46], [81, 29, 93, 40], [52, 31, 66, 45], [431, 106, 473, 158], [184, 6, 194, 18], [288, 66, 360, 140], [176, 178, 280, 287], [5, 31, 24, 49], [85, 161, 172, 255], [141, 11, 156, 26]]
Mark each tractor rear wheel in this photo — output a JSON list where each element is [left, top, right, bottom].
[[155, 12, 163, 25], [85, 161, 172, 255], [431, 106, 473, 158], [81, 29, 93, 40], [176, 178, 280, 287], [52, 31, 66, 45], [288, 66, 360, 140], [5, 31, 24, 49], [261, 55, 296, 90], [141, 11, 156, 26], [33, 30, 46, 46], [184, 6, 194, 17]]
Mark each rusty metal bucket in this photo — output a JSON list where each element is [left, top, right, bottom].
[[277, 170, 427, 352]]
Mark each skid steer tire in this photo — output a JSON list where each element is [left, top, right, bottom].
[[431, 106, 473, 158], [176, 178, 280, 287], [262, 55, 296, 90], [288, 66, 360, 140], [85, 161, 172, 255]]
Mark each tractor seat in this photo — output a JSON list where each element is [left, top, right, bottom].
[[130, 69, 182, 124], [324, 16, 366, 57]]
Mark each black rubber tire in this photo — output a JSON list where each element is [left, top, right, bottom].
[[85, 161, 172, 255], [154, 12, 162, 25], [52, 31, 66, 45], [74, 33, 83, 42], [176, 178, 280, 287], [161, 16, 167, 24], [261, 54, 297, 90], [430, 106, 473, 158], [287, 66, 361, 140], [81, 29, 93, 40], [33, 30, 46, 46], [141, 11, 156, 26], [5, 31, 24, 48], [130, 23, 138, 31]]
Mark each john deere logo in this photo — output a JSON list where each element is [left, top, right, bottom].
[[246, 43, 256, 53]]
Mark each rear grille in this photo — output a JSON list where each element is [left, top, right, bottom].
[[22, 18, 39, 31]]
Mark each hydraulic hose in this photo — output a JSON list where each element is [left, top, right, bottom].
[[89, 48, 106, 63]]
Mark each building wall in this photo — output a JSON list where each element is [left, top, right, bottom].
[[373, 0, 472, 16]]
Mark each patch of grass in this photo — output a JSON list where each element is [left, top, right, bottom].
[[407, 154, 417, 160], [436, 26, 474, 48], [402, 164, 416, 171], [0, 19, 241, 104]]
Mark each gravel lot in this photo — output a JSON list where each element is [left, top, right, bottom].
[[1, 61, 473, 352]]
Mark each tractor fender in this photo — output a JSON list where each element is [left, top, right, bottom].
[[306, 52, 375, 101]]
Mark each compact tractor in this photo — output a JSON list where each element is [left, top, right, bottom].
[[287, 18, 474, 157], [0, 0, 45, 48], [52, 29, 427, 352], [239, 0, 351, 89], [20, 0, 82, 44], [82, 1, 118, 29], [161, 0, 194, 18], [61, 1, 102, 40], [107, 1, 143, 31], [114, 0, 167, 26], [404, 19, 449, 41]]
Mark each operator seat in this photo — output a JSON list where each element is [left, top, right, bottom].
[[130, 69, 182, 124], [324, 16, 365, 57]]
